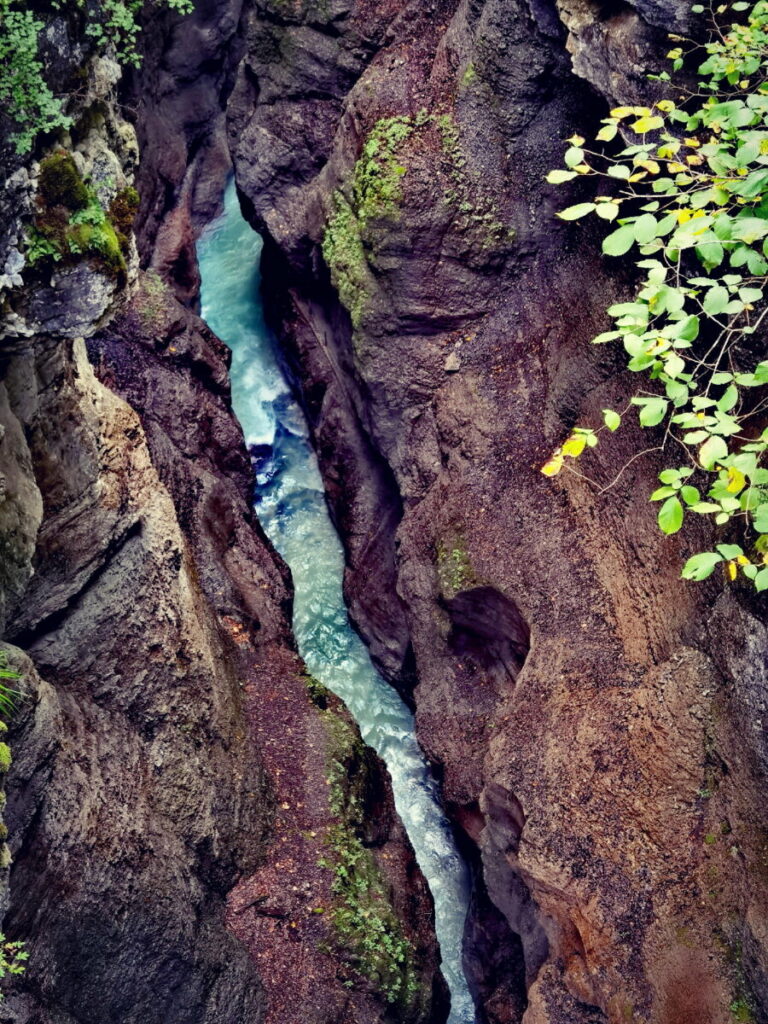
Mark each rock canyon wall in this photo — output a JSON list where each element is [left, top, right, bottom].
[[1, 1, 767, 1023]]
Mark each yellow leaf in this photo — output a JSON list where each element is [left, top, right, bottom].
[[727, 560, 738, 581], [657, 100, 676, 112], [684, 137, 701, 148], [726, 467, 746, 493], [628, 172, 648, 182], [562, 434, 587, 458], [610, 106, 635, 118], [637, 159, 661, 174], [541, 454, 564, 477], [567, 134, 585, 146], [668, 161, 687, 172], [631, 115, 665, 133], [686, 154, 704, 166], [574, 163, 591, 174], [596, 124, 618, 142], [737, 555, 750, 566]]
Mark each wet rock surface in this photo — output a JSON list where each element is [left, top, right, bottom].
[[0, 264, 445, 1021], [0, 7, 446, 1016], [224, 0, 768, 1021]]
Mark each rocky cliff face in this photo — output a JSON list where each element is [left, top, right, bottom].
[[0, 5, 445, 1022], [4, 0, 768, 1022], [221, 1, 768, 1022]]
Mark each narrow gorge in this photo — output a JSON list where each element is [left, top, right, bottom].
[[1, 1, 768, 1023]]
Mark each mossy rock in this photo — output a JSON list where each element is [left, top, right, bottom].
[[69, 221, 125, 274], [108, 186, 140, 237], [28, 150, 128, 277], [39, 152, 90, 210], [304, 673, 332, 709], [315, 700, 421, 1011], [0, 743, 12, 775]]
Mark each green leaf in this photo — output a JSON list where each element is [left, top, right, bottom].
[[696, 238, 724, 268], [634, 213, 659, 243], [699, 435, 728, 470], [677, 315, 700, 342], [681, 551, 723, 580], [702, 285, 729, 315], [558, 203, 596, 220], [716, 543, 744, 559], [664, 352, 686, 378], [651, 486, 678, 500], [634, 396, 669, 427], [680, 485, 700, 506], [596, 123, 618, 142], [607, 164, 631, 180], [602, 409, 621, 431], [564, 147, 585, 168], [595, 203, 620, 221], [753, 504, 768, 532], [603, 224, 636, 256], [592, 330, 622, 344], [658, 496, 684, 534], [717, 385, 739, 412], [755, 567, 768, 591], [732, 217, 768, 244], [547, 169, 577, 184]]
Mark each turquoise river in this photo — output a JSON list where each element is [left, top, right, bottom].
[[197, 181, 475, 1023]]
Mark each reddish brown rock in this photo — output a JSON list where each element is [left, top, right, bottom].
[[223, 0, 768, 1022]]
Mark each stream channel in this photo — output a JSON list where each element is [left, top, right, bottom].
[[198, 181, 476, 1023]]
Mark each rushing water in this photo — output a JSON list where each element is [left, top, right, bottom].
[[197, 181, 476, 1024]]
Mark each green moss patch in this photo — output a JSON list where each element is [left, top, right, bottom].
[[38, 152, 90, 210], [26, 150, 131, 277], [108, 186, 140, 252], [322, 110, 512, 332], [436, 532, 477, 598], [314, 697, 421, 1010]]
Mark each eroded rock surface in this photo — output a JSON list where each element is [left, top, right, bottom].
[[0, 4, 445, 1018], [223, 0, 768, 1022], [0, 281, 445, 1023]]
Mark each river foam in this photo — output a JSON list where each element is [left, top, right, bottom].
[[198, 181, 476, 1024]]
